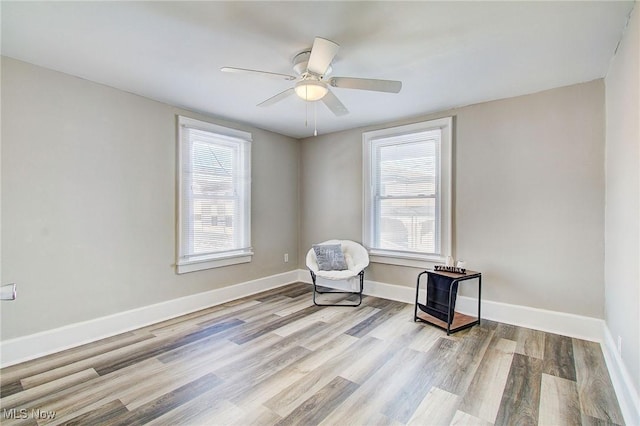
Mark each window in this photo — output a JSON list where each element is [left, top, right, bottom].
[[363, 117, 452, 267], [177, 116, 252, 274]]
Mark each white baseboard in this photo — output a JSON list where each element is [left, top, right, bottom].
[[298, 269, 603, 342], [602, 325, 640, 426], [0, 270, 299, 368], [454, 295, 605, 342]]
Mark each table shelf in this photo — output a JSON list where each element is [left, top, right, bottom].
[[414, 269, 482, 335]]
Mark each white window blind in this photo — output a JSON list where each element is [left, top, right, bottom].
[[373, 131, 440, 255], [363, 117, 452, 267], [177, 116, 252, 273]]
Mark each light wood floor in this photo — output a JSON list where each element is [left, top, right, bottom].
[[0, 282, 624, 425]]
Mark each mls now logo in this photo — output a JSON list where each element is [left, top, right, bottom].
[[3, 408, 56, 420], [3, 409, 28, 419]]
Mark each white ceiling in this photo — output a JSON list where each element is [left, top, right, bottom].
[[1, 1, 634, 139]]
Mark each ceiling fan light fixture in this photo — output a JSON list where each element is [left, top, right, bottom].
[[294, 80, 328, 101]]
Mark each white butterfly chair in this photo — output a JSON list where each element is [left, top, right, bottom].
[[306, 239, 370, 307]]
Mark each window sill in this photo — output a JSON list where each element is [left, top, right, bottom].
[[176, 251, 253, 274], [369, 250, 446, 269]]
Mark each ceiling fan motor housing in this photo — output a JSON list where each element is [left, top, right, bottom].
[[293, 50, 332, 77]]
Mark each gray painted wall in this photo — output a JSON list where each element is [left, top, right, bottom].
[[300, 80, 605, 319], [604, 4, 639, 397], [1, 57, 300, 339]]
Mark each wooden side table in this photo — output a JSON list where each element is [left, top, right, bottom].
[[414, 269, 482, 335]]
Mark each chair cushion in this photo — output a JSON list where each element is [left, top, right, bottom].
[[313, 244, 348, 271]]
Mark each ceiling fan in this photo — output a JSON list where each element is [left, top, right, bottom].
[[221, 37, 402, 117]]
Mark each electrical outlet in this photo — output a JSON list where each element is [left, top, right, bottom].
[[284, 253, 289, 263], [617, 335, 622, 354], [0, 283, 17, 300]]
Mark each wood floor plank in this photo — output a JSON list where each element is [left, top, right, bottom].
[[0, 283, 625, 426], [436, 325, 494, 396], [408, 324, 444, 353], [406, 386, 459, 426], [494, 353, 543, 426], [450, 409, 494, 426], [149, 299, 261, 337], [144, 391, 242, 426], [6, 358, 166, 426], [274, 296, 316, 317], [489, 322, 517, 348], [120, 346, 231, 410], [0, 380, 24, 399], [231, 296, 306, 323], [366, 304, 418, 341], [270, 306, 346, 337], [198, 313, 288, 344], [337, 336, 402, 385], [156, 331, 238, 365], [190, 296, 294, 333], [0, 409, 38, 426], [543, 332, 577, 381], [95, 318, 244, 375], [573, 338, 624, 424], [1, 331, 153, 386], [64, 399, 128, 426], [275, 376, 359, 426], [515, 327, 546, 359], [197, 322, 329, 386], [229, 403, 283, 426], [192, 294, 308, 337], [145, 303, 236, 333], [231, 333, 358, 411], [229, 305, 321, 345], [270, 283, 312, 299], [211, 346, 312, 404], [538, 373, 581, 426], [344, 300, 407, 337], [581, 414, 624, 426], [18, 334, 171, 390], [263, 336, 385, 417], [318, 346, 433, 426], [459, 337, 516, 423], [361, 295, 396, 309], [15, 328, 210, 396], [108, 373, 222, 426], [1, 369, 99, 410], [211, 333, 302, 380], [299, 306, 379, 351], [0, 333, 153, 398], [381, 338, 462, 423], [253, 283, 310, 301]]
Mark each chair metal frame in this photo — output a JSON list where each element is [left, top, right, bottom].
[[310, 269, 365, 307]]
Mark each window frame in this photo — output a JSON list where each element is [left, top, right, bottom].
[[176, 116, 252, 274], [362, 117, 453, 268]]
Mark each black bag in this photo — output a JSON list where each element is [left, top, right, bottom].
[[423, 273, 459, 322]]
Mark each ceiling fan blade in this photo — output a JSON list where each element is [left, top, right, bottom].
[[257, 88, 295, 107], [321, 89, 349, 116], [307, 37, 339, 75], [328, 77, 402, 93], [221, 67, 296, 81]]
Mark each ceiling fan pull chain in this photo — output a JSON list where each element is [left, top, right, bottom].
[[305, 96, 309, 127], [314, 102, 318, 136]]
